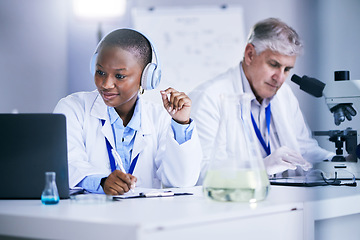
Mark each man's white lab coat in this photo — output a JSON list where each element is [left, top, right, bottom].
[[54, 90, 202, 189], [189, 64, 334, 182]]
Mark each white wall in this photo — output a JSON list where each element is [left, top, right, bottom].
[[0, 0, 68, 113]]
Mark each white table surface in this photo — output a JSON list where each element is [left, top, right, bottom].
[[1, 184, 360, 240]]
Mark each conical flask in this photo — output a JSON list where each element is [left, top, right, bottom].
[[41, 172, 60, 205], [203, 93, 270, 202]]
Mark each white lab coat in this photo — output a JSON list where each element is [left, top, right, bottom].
[[53, 90, 202, 189], [189, 64, 334, 182]]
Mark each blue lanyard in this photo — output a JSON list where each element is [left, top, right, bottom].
[[250, 104, 271, 156], [101, 120, 139, 174]]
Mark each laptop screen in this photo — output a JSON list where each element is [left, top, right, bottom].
[[0, 113, 69, 199]]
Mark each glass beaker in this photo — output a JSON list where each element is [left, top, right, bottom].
[[203, 93, 270, 202], [41, 172, 60, 205]]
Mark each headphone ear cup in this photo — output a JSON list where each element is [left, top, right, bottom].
[[141, 63, 161, 90], [90, 53, 98, 75], [152, 66, 161, 89]]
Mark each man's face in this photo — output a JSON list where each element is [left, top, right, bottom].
[[243, 44, 297, 103]]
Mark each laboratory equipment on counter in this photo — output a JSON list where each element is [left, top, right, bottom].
[[202, 93, 270, 202], [41, 172, 60, 205], [313, 128, 360, 179], [291, 71, 360, 179], [314, 128, 357, 162]]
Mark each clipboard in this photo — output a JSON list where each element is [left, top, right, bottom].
[[269, 178, 328, 187], [112, 190, 193, 200]]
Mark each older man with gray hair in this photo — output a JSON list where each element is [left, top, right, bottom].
[[189, 18, 335, 183]]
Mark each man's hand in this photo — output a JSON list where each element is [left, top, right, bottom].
[[264, 146, 312, 175]]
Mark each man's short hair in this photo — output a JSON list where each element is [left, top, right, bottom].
[[246, 18, 303, 56]]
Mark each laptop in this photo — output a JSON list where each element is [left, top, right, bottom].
[[0, 113, 70, 199]]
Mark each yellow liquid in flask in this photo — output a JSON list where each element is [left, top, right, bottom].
[[203, 169, 270, 202]]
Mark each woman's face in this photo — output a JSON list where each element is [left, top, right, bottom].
[[94, 46, 143, 110]]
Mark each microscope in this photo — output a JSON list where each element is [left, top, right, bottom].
[[292, 71, 360, 179]]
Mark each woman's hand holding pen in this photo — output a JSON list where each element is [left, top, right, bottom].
[[160, 87, 191, 124], [102, 170, 137, 195]]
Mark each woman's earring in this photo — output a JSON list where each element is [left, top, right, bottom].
[[139, 86, 144, 95]]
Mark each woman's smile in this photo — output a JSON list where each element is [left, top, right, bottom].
[[101, 90, 119, 102]]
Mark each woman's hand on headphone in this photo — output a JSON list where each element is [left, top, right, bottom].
[[160, 87, 191, 124]]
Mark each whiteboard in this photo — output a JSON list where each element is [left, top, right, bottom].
[[132, 5, 246, 104]]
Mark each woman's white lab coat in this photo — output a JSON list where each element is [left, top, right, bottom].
[[54, 90, 202, 189], [189, 64, 334, 181]]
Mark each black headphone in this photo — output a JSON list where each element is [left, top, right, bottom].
[[90, 28, 161, 90]]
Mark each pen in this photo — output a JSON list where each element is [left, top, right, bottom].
[[140, 191, 174, 197], [111, 149, 126, 173], [111, 149, 136, 192]]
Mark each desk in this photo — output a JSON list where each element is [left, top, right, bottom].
[[1, 185, 360, 240]]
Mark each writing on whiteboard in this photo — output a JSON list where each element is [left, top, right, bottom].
[[132, 5, 246, 103]]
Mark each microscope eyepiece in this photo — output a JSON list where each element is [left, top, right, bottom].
[[291, 74, 325, 98]]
